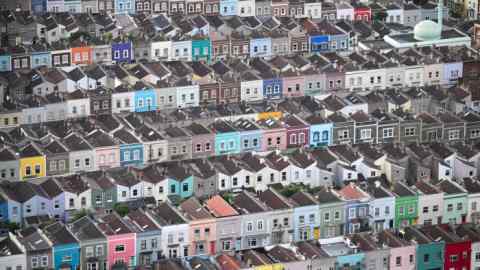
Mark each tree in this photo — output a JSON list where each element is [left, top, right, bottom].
[[114, 203, 130, 217], [71, 209, 90, 222], [374, 10, 388, 22]]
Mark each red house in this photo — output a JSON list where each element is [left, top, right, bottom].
[[352, 2, 371, 22], [421, 225, 471, 270], [281, 114, 310, 148]]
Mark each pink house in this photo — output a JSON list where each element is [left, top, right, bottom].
[[282, 72, 305, 98], [97, 213, 136, 270], [281, 114, 310, 148], [85, 130, 120, 170], [256, 118, 287, 152], [179, 197, 217, 256], [378, 230, 416, 270]]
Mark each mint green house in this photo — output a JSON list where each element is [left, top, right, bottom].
[[404, 227, 445, 270], [165, 164, 194, 199], [393, 182, 418, 228], [436, 180, 468, 224], [191, 38, 211, 63]]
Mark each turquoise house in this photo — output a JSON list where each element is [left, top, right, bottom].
[[166, 164, 194, 198], [290, 191, 320, 242], [43, 223, 81, 270], [31, 51, 52, 69], [192, 38, 211, 63], [0, 52, 11, 72], [306, 115, 332, 148], [437, 180, 468, 224], [210, 120, 241, 156], [404, 227, 445, 270], [134, 88, 157, 112], [115, 129, 144, 167], [336, 251, 365, 270]]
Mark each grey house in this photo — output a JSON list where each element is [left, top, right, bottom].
[[231, 191, 272, 250], [44, 139, 70, 176], [62, 132, 95, 173], [162, 127, 193, 160], [0, 148, 20, 181], [258, 189, 294, 245], [69, 216, 108, 270], [187, 159, 217, 199], [84, 171, 117, 212], [16, 227, 53, 270]]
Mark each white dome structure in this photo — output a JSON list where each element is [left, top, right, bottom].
[[414, 20, 442, 41]]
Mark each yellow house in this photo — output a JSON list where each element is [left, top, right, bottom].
[[19, 143, 46, 180]]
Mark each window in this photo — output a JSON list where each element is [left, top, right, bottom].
[[423, 207, 428, 213], [450, 255, 458, 263], [447, 204, 453, 212], [338, 130, 349, 140], [433, 205, 439, 212], [360, 129, 371, 139], [115, 245, 125, 252], [396, 256, 401, 266], [349, 208, 355, 219], [405, 127, 415, 136], [324, 212, 330, 222], [247, 222, 253, 232], [383, 128, 394, 138], [299, 215, 305, 225], [448, 130, 460, 140], [257, 220, 264, 230]]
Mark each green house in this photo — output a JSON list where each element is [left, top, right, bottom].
[[404, 227, 444, 270], [316, 187, 346, 238], [191, 38, 211, 63], [393, 182, 418, 228], [436, 179, 468, 224]]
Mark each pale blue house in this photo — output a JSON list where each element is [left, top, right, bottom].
[[443, 61, 463, 85], [115, 0, 135, 14], [31, 51, 52, 69], [234, 119, 263, 153], [219, 0, 237, 16], [134, 88, 157, 112], [210, 120, 241, 156], [114, 129, 144, 167], [249, 35, 272, 58], [290, 191, 320, 242], [306, 115, 332, 148], [365, 181, 396, 232], [64, 0, 81, 12], [0, 52, 12, 72]]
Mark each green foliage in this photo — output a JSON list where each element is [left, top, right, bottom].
[[114, 203, 130, 217], [279, 184, 304, 197], [71, 208, 90, 222]]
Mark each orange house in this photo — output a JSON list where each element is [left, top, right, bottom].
[[71, 46, 93, 65]]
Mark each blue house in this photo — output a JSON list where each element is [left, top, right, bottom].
[[31, 0, 47, 13], [112, 41, 134, 63], [43, 223, 80, 270], [165, 164, 194, 199], [310, 34, 330, 53], [209, 120, 241, 156], [0, 52, 12, 72], [234, 119, 262, 153], [263, 77, 283, 100], [31, 51, 52, 69], [115, 0, 135, 14], [249, 36, 272, 58], [336, 251, 365, 269], [337, 183, 371, 234], [114, 129, 144, 167], [134, 88, 157, 112], [306, 115, 333, 148], [290, 191, 320, 242], [219, 0, 237, 16], [0, 194, 8, 223]]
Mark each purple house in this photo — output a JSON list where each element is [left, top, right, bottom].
[[185, 122, 215, 159], [112, 41, 134, 63]]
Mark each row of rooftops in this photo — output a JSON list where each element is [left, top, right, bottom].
[[0, 1, 452, 44]]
